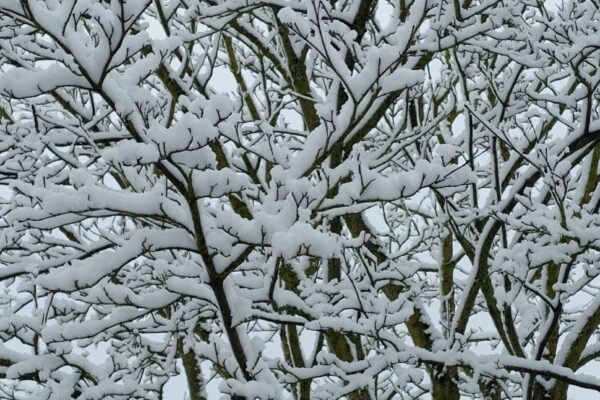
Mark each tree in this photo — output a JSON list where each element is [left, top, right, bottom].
[[1, 0, 600, 399]]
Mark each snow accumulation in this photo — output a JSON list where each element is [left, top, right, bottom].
[[1, 0, 600, 400]]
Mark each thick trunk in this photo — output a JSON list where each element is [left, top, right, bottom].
[[178, 339, 207, 400], [532, 385, 556, 400], [431, 366, 460, 400]]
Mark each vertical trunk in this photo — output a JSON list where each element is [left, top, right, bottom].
[[433, 232, 460, 400], [551, 303, 600, 400], [324, 216, 370, 400], [531, 263, 560, 400], [532, 387, 554, 400], [279, 263, 313, 400], [479, 378, 502, 400], [406, 308, 460, 400], [287, 324, 311, 400], [177, 338, 207, 400], [431, 366, 460, 400]]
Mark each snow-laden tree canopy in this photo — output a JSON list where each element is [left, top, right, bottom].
[[1, 0, 600, 399]]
